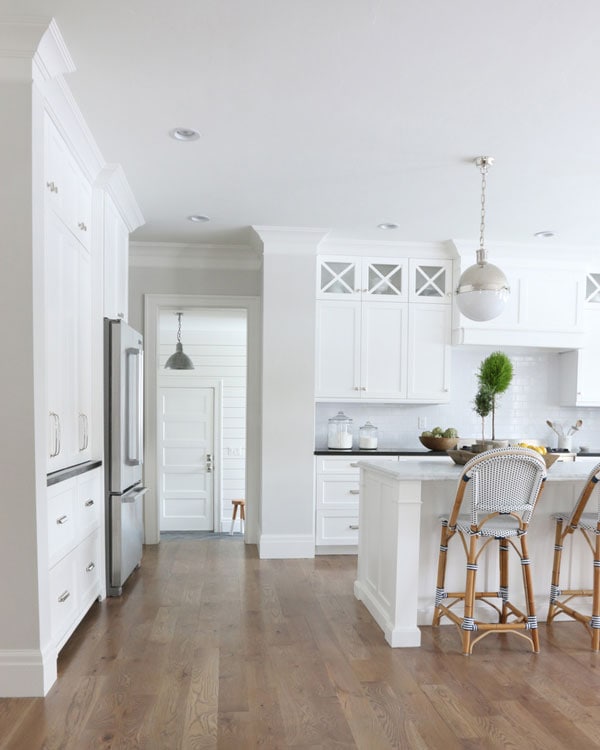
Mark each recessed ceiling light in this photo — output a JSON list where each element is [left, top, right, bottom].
[[378, 223, 399, 230], [187, 215, 210, 223], [534, 230, 555, 238], [170, 127, 200, 141]]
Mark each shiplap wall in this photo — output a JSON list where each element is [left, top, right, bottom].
[[158, 309, 247, 530]]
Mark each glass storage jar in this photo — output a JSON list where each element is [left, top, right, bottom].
[[328, 411, 353, 450], [359, 420, 378, 450]]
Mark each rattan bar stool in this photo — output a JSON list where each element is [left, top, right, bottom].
[[433, 447, 547, 655], [547, 461, 600, 649]]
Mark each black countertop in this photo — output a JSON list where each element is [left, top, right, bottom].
[[314, 446, 600, 458]]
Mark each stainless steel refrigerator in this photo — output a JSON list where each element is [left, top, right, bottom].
[[104, 318, 147, 596]]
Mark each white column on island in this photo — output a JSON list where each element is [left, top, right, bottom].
[[354, 462, 423, 646]]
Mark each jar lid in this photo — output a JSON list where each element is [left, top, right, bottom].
[[329, 411, 352, 423], [360, 420, 376, 429]]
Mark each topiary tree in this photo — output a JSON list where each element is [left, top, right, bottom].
[[473, 384, 493, 442], [477, 351, 513, 440]]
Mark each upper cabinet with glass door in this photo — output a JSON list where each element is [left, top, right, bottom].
[[317, 257, 408, 302], [409, 259, 453, 304], [585, 273, 600, 307]]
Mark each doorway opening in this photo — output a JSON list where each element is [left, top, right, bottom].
[[156, 307, 247, 536]]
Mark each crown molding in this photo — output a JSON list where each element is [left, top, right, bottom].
[[319, 237, 452, 258], [96, 164, 144, 232], [451, 238, 598, 268], [130, 242, 262, 271], [0, 16, 73, 82], [251, 226, 330, 254]]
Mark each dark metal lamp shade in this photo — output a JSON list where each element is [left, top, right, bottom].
[[164, 342, 194, 370], [165, 312, 194, 369]]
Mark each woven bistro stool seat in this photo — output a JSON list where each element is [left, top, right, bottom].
[[433, 447, 547, 655], [230, 499, 245, 535], [547, 461, 600, 649]]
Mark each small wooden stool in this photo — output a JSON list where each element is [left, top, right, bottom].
[[230, 499, 245, 535]]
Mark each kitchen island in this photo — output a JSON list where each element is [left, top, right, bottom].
[[354, 457, 600, 647]]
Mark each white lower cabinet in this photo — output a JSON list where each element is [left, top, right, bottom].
[[47, 468, 104, 650], [315, 455, 398, 550]]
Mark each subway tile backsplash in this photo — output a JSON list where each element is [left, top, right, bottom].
[[316, 348, 600, 451]]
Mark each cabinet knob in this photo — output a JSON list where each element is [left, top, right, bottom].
[[349, 524, 359, 530], [84, 499, 94, 507], [46, 181, 59, 194], [349, 489, 360, 495], [78, 222, 88, 232], [56, 514, 68, 525], [361, 386, 367, 391], [86, 562, 96, 572]]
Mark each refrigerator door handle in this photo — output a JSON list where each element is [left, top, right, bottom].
[[125, 347, 143, 466], [122, 486, 148, 503]]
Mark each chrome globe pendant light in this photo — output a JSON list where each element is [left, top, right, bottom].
[[165, 312, 194, 370], [456, 156, 510, 321]]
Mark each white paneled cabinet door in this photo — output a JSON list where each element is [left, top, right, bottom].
[[407, 304, 451, 402], [159, 386, 215, 531], [103, 195, 129, 321], [361, 302, 408, 399], [77, 247, 92, 460], [46, 212, 78, 471], [315, 301, 361, 399]]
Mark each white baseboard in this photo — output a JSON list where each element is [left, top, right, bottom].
[[0, 647, 57, 697], [355, 580, 421, 647], [258, 533, 315, 559]]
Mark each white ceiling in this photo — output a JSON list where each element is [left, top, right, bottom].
[[8, 1, 600, 251]]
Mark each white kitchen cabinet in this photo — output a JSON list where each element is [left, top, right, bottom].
[[559, 307, 600, 407], [47, 468, 104, 651], [315, 300, 408, 400], [453, 263, 585, 348], [317, 256, 408, 301], [44, 114, 94, 472], [315, 455, 398, 550], [407, 304, 451, 402], [316, 255, 451, 402], [44, 114, 92, 251], [103, 194, 129, 321], [409, 259, 453, 303]]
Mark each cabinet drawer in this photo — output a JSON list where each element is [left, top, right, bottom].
[[49, 551, 78, 641], [317, 477, 360, 507], [77, 530, 102, 606], [47, 479, 77, 567], [316, 511, 360, 545], [315, 455, 397, 475], [77, 469, 102, 538]]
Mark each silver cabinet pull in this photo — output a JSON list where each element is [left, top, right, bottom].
[[117, 312, 124, 319], [79, 413, 89, 452], [206, 453, 213, 473], [58, 590, 70, 603], [86, 562, 95, 572], [46, 181, 59, 193], [349, 524, 359, 530], [350, 462, 359, 468], [49, 412, 61, 457], [56, 515, 68, 525], [78, 221, 88, 232], [349, 489, 360, 495], [84, 499, 94, 507]]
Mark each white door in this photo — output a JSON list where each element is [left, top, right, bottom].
[[159, 386, 215, 531]]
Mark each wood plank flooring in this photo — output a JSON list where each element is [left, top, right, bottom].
[[3, 538, 600, 748]]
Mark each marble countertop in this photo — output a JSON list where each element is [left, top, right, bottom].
[[357, 456, 600, 482]]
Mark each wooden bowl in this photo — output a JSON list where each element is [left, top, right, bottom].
[[419, 435, 459, 452], [447, 448, 560, 469]]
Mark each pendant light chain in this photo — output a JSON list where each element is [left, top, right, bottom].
[[479, 161, 488, 250], [176, 312, 182, 344]]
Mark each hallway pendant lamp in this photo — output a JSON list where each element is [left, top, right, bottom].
[[165, 312, 194, 370], [455, 156, 510, 322]]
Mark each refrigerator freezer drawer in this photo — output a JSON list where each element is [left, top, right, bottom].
[[108, 486, 147, 596]]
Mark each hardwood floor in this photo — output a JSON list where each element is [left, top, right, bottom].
[[2, 538, 600, 748]]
